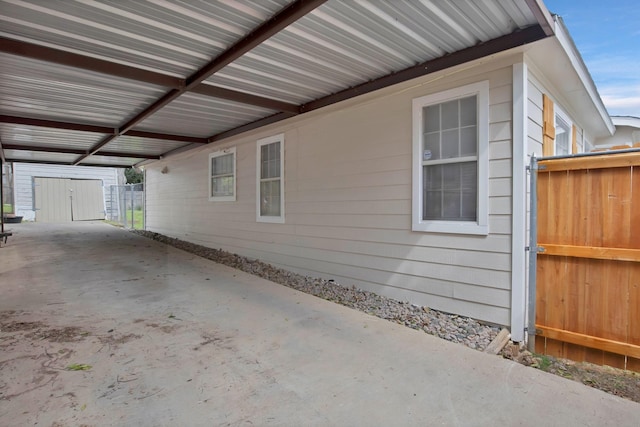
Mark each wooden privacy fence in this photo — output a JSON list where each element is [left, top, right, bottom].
[[533, 151, 640, 371]]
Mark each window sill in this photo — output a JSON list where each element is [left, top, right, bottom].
[[412, 220, 488, 235], [257, 215, 285, 224], [209, 196, 235, 202]]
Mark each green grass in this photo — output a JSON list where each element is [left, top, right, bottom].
[[125, 209, 144, 230]]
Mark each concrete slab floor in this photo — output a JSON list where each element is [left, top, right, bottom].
[[0, 222, 638, 426]]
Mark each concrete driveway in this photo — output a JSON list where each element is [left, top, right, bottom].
[[1, 222, 638, 426]]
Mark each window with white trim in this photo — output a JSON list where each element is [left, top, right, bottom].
[[412, 81, 489, 235], [554, 108, 572, 155], [257, 134, 284, 223], [209, 147, 236, 202]]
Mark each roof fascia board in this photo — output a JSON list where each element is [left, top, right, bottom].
[[552, 16, 614, 135], [611, 116, 640, 128], [524, 0, 555, 36]]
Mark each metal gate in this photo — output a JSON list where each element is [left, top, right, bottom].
[[108, 184, 144, 229], [528, 150, 640, 371]]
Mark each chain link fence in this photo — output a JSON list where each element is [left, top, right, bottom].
[[108, 183, 144, 229]]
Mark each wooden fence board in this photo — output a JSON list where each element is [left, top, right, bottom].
[[632, 168, 640, 248], [629, 262, 640, 371], [535, 152, 639, 371], [538, 151, 640, 171]]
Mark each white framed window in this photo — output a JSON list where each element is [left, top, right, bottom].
[[554, 108, 573, 155], [209, 147, 236, 202], [256, 134, 284, 223], [412, 81, 489, 235]]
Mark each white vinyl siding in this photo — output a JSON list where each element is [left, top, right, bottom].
[[145, 61, 518, 326], [257, 134, 284, 223], [412, 81, 489, 235], [209, 147, 236, 202]]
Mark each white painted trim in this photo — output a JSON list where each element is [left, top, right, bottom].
[[208, 146, 236, 202], [611, 116, 640, 128], [511, 63, 527, 342], [411, 81, 489, 235], [553, 17, 614, 135], [256, 134, 285, 224], [553, 105, 573, 155]]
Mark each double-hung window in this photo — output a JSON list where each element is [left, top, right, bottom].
[[257, 134, 284, 223], [412, 81, 488, 235], [209, 147, 236, 202]]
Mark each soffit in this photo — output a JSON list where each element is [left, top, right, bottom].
[[0, 0, 549, 168]]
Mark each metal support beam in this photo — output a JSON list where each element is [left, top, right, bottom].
[[75, 0, 323, 165], [0, 37, 183, 88], [301, 25, 548, 114], [0, 115, 206, 144], [205, 25, 548, 147], [0, 115, 113, 134], [185, 0, 327, 89], [208, 112, 297, 144], [1, 144, 159, 159], [124, 130, 206, 144], [4, 157, 134, 168], [191, 84, 300, 114], [0, 137, 6, 164]]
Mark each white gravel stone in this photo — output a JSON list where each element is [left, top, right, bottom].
[[134, 230, 501, 351]]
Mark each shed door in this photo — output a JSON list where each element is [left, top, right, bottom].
[[34, 178, 104, 222], [70, 179, 105, 220]]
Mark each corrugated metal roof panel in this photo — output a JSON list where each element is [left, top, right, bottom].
[[83, 154, 144, 167], [0, 53, 165, 126], [0, 0, 548, 166], [133, 92, 278, 138], [4, 150, 78, 164], [101, 135, 189, 157], [206, 0, 537, 103], [0, 0, 291, 77], [0, 124, 102, 150]]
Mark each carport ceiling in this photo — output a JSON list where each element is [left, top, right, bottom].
[[0, 0, 553, 168]]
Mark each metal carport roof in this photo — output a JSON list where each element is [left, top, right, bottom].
[[0, 0, 554, 168]]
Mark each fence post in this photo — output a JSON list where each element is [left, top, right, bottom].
[[527, 155, 539, 352], [130, 184, 134, 229]]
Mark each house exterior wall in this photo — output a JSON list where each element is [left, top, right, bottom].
[[526, 71, 589, 158], [145, 58, 520, 326], [13, 163, 119, 221]]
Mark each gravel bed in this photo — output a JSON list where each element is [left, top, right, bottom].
[[133, 230, 501, 351]]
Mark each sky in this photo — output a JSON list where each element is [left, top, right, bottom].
[[544, 0, 640, 117]]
